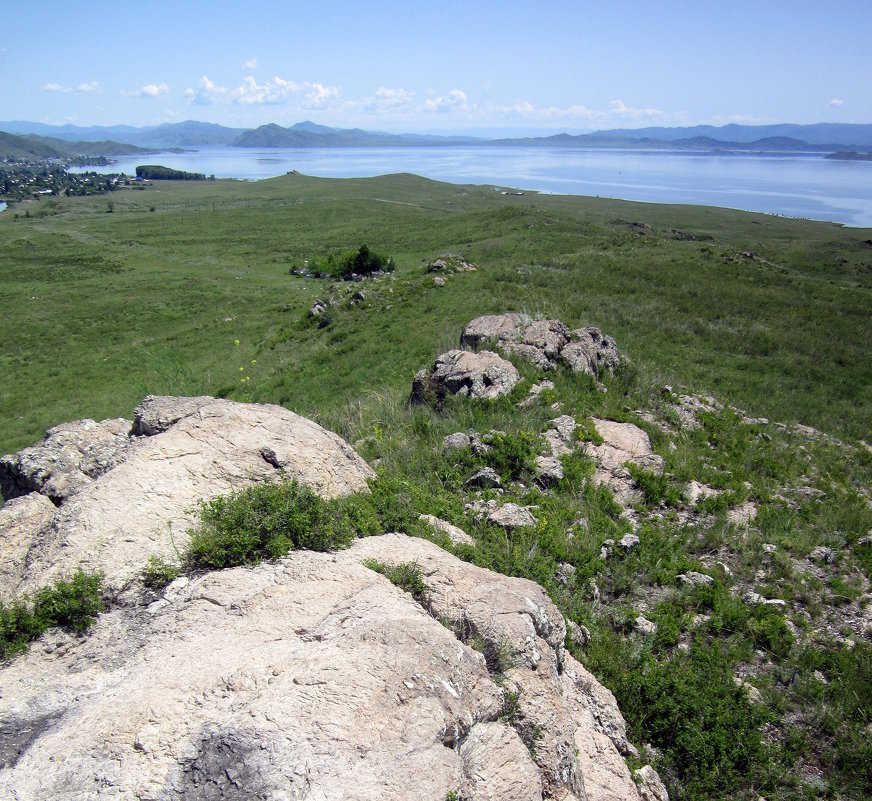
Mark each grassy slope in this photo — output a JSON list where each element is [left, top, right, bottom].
[[0, 173, 869, 454]]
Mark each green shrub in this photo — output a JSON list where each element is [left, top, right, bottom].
[[141, 555, 182, 589], [363, 559, 427, 597], [185, 480, 354, 569], [315, 243, 394, 280], [626, 463, 682, 509], [1, 570, 104, 660]]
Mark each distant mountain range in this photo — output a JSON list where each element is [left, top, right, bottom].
[[2, 120, 872, 159]]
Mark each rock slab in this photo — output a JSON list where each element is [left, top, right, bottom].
[[0, 396, 375, 600], [1, 533, 662, 801]]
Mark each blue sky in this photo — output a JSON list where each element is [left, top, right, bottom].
[[3, 1, 869, 133]]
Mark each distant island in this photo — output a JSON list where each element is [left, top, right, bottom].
[[135, 165, 208, 181], [825, 151, 872, 161]]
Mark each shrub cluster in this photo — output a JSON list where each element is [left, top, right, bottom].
[[0, 570, 104, 660], [315, 244, 394, 280]]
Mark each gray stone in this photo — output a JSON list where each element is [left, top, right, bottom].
[[619, 533, 640, 552], [567, 620, 590, 647], [584, 419, 664, 508], [677, 571, 714, 588], [486, 503, 537, 529], [411, 349, 521, 403], [556, 562, 577, 585], [460, 314, 621, 377], [465, 467, 502, 489], [442, 432, 472, 453], [432, 275, 446, 286], [560, 327, 621, 376], [0, 532, 662, 801], [536, 455, 564, 485], [807, 546, 835, 564], [635, 764, 670, 801], [418, 514, 475, 547], [1, 396, 375, 598], [635, 616, 657, 636], [1, 417, 132, 504]]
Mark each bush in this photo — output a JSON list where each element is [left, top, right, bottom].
[[315, 244, 394, 281], [363, 559, 427, 597], [185, 480, 355, 569], [1, 570, 104, 660], [141, 555, 182, 589]]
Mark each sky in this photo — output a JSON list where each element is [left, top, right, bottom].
[[3, 1, 870, 135]]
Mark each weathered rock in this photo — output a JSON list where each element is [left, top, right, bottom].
[[684, 480, 720, 507], [556, 562, 577, 585], [635, 616, 657, 636], [419, 514, 475, 547], [728, 502, 759, 527], [411, 349, 521, 403], [536, 455, 564, 485], [619, 533, 641, 552], [636, 764, 671, 801], [567, 619, 591, 647], [427, 253, 477, 273], [560, 327, 621, 376], [584, 419, 664, 507], [460, 314, 621, 377], [1, 417, 132, 504], [0, 493, 56, 602], [807, 546, 835, 564], [433, 275, 446, 286], [545, 415, 578, 458], [0, 533, 660, 801], [465, 467, 502, 489], [486, 502, 537, 529], [443, 432, 472, 453], [677, 571, 714, 588], [1, 396, 375, 598]]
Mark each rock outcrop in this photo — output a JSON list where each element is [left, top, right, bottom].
[[0, 396, 374, 600], [0, 533, 657, 801], [411, 349, 521, 403], [584, 418, 664, 507], [460, 314, 620, 376], [1, 398, 665, 800]]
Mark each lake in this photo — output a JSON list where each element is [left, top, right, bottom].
[[71, 146, 872, 228]]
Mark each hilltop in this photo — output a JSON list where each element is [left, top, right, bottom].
[[0, 173, 870, 800]]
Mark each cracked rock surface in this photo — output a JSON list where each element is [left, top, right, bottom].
[[0, 396, 374, 600], [1, 533, 659, 801]]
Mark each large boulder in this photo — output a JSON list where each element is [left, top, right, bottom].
[[460, 314, 620, 376], [411, 349, 521, 403], [0, 533, 660, 801], [0, 396, 375, 600], [1, 417, 132, 504]]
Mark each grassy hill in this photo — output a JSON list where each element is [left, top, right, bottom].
[[2, 173, 871, 800]]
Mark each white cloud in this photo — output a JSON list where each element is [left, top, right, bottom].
[[422, 89, 472, 113], [185, 75, 339, 109], [44, 81, 103, 95], [124, 82, 169, 98], [828, 98, 844, 108], [361, 87, 416, 112], [303, 83, 340, 109], [184, 75, 228, 105], [242, 58, 258, 70]]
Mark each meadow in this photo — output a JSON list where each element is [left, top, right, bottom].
[[1, 172, 870, 455], [2, 174, 872, 800]]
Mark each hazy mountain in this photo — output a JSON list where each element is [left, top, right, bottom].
[[0, 131, 152, 160], [232, 122, 480, 148], [592, 123, 872, 147]]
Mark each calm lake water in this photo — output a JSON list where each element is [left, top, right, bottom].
[[72, 146, 872, 228]]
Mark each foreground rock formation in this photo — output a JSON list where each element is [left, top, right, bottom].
[[0, 395, 374, 601], [0, 532, 660, 801], [0, 397, 665, 801]]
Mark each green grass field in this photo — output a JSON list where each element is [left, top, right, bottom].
[[2, 172, 870, 454]]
